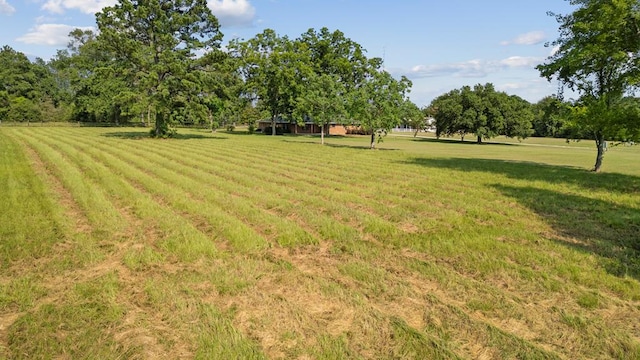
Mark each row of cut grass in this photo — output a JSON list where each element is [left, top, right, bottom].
[[2, 126, 638, 359]]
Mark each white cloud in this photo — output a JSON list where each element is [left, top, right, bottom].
[[208, 0, 256, 27], [408, 59, 489, 78], [500, 56, 540, 68], [405, 56, 543, 79], [501, 31, 546, 46], [499, 82, 526, 91], [16, 23, 94, 46], [42, 0, 117, 15], [0, 0, 15, 15]]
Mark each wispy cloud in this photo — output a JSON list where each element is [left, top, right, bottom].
[[208, 0, 256, 28], [0, 0, 15, 15], [500, 31, 546, 46], [404, 56, 543, 80], [408, 60, 489, 78], [42, 0, 117, 14], [16, 23, 94, 46], [500, 56, 540, 68]]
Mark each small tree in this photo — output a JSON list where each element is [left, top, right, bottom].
[[296, 73, 346, 144], [352, 64, 412, 149], [401, 101, 427, 137]]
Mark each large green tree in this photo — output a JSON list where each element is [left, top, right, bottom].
[[0, 46, 53, 123], [0, 46, 40, 101], [95, 0, 223, 137], [501, 94, 535, 140], [296, 28, 370, 142], [532, 96, 571, 138], [431, 88, 469, 140], [431, 83, 533, 143], [230, 29, 310, 136], [537, 0, 640, 171]]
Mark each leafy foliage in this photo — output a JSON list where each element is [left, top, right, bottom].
[[401, 101, 430, 137], [351, 67, 413, 148], [295, 73, 346, 144], [532, 96, 571, 138], [230, 29, 311, 136], [430, 83, 533, 143], [0, 46, 56, 123]]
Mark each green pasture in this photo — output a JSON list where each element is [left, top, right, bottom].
[[1, 127, 639, 359]]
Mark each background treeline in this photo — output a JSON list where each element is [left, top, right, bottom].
[[0, 40, 574, 137], [0, 0, 566, 144], [0, 0, 638, 155]]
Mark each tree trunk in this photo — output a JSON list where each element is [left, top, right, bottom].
[[154, 111, 163, 137], [414, 129, 419, 137], [477, 135, 483, 144], [370, 131, 376, 149], [593, 134, 606, 172], [321, 124, 325, 145], [114, 106, 120, 126], [271, 116, 276, 136]]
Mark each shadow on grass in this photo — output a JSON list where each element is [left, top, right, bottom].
[[407, 157, 639, 195], [407, 157, 640, 279], [102, 131, 228, 140], [280, 138, 400, 151], [325, 142, 399, 151], [410, 137, 519, 146], [495, 184, 640, 279]]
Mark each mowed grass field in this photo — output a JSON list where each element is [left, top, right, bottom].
[[1, 126, 639, 359]]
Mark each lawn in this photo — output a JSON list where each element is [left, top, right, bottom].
[[1, 126, 639, 359]]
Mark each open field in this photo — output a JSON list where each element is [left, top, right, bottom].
[[1, 126, 639, 359]]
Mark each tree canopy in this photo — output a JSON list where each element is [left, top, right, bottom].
[[352, 66, 413, 148], [430, 83, 533, 143], [229, 29, 310, 136], [532, 96, 571, 138], [0, 46, 59, 123]]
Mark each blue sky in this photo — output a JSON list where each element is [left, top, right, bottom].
[[0, 0, 577, 107]]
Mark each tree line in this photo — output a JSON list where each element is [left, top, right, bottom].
[[0, 0, 639, 169]]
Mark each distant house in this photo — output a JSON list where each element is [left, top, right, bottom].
[[257, 119, 362, 135]]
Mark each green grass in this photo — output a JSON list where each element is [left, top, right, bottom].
[[1, 126, 639, 359], [0, 132, 67, 265]]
